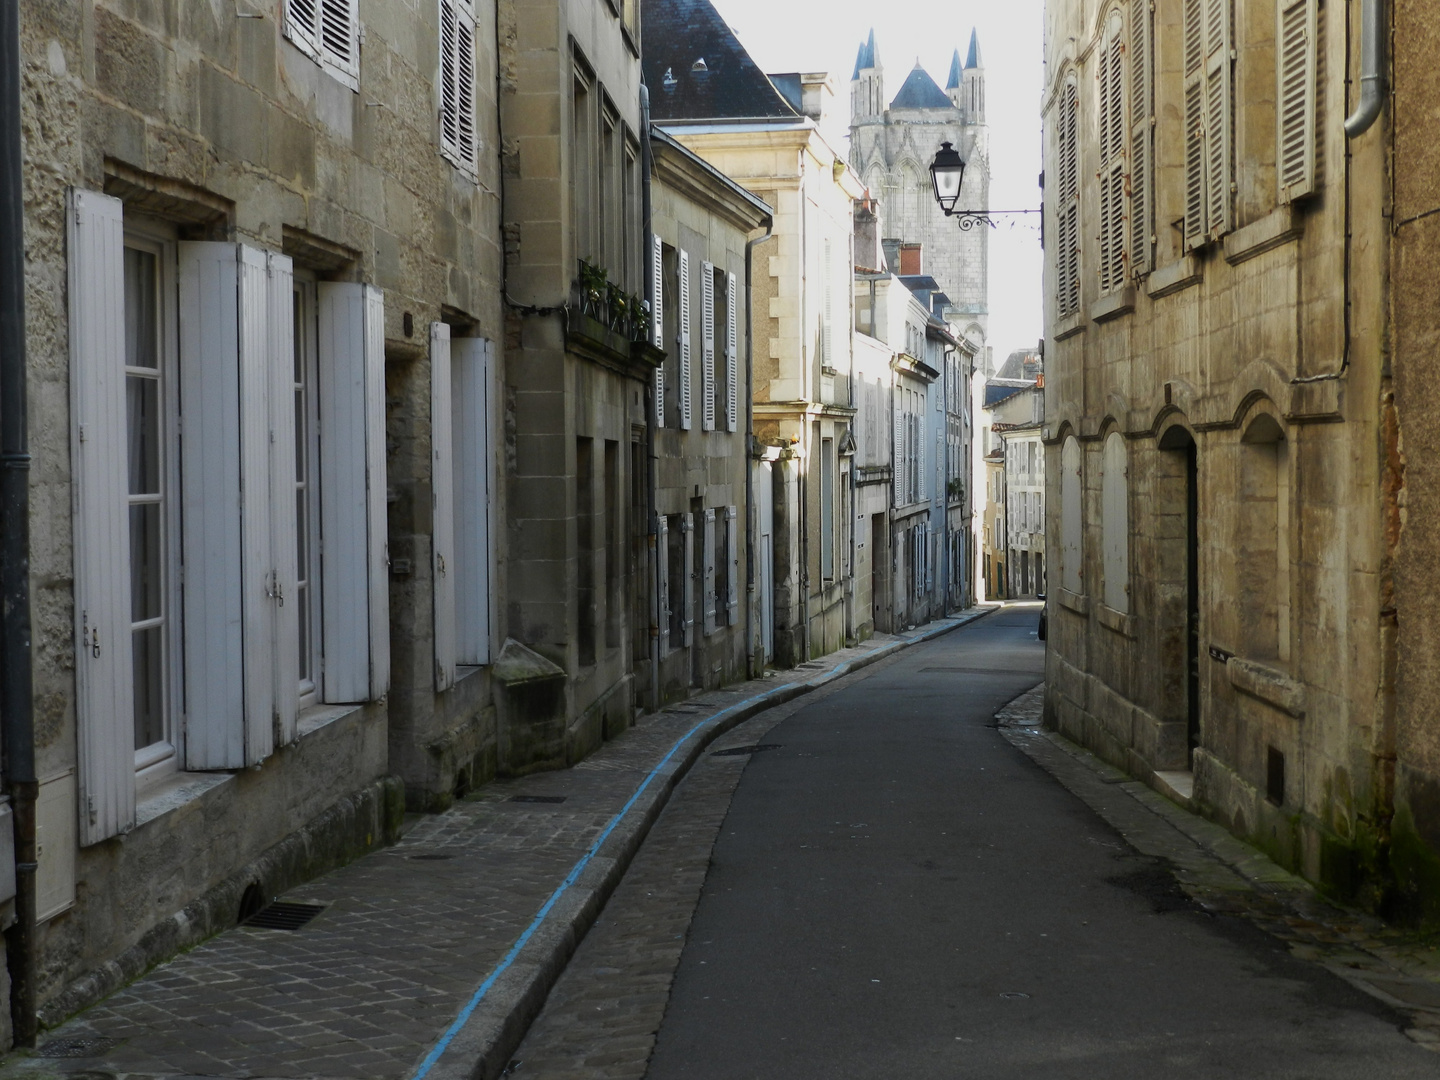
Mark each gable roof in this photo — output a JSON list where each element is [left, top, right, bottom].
[[890, 63, 952, 110], [642, 0, 800, 122]]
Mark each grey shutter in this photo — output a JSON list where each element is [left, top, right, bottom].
[[656, 515, 670, 654], [893, 395, 904, 506], [452, 337, 493, 666], [439, 1, 459, 162], [284, 0, 321, 60], [1130, 0, 1155, 274], [681, 514, 694, 646], [725, 505, 739, 625], [701, 261, 715, 431], [1057, 78, 1081, 316], [702, 508, 717, 634], [652, 234, 664, 425], [1277, 0, 1317, 201], [439, 0, 478, 176], [822, 239, 833, 365], [1098, 16, 1126, 294], [318, 0, 360, 87], [726, 271, 739, 432], [68, 189, 135, 845], [431, 322, 457, 691], [1203, 0, 1233, 238], [267, 253, 300, 747], [679, 251, 692, 430], [1183, 0, 1208, 247]]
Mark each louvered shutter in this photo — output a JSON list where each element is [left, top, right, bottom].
[[440, 0, 478, 176], [652, 235, 664, 425], [702, 508, 717, 634], [318, 0, 360, 87], [681, 514, 694, 646], [679, 251, 692, 430], [893, 396, 904, 506], [726, 272, 739, 432], [822, 238, 834, 366], [726, 505, 739, 625], [431, 323, 457, 691], [656, 515, 670, 654], [1098, 14, 1127, 295], [1183, 0, 1208, 247], [68, 190, 134, 845], [1203, 0, 1233, 237], [453, 337, 493, 666], [267, 253, 300, 747], [439, 2, 459, 161], [1057, 78, 1080, 316], [318, 283, 390, 703], [1130, 0, 1154, 274], [284, 0, 321, 60], [918, 414, 927, 502], [701, 261, 716, 431], [1277, 0, 1317, 201]]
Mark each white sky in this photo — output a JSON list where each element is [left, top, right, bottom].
[[709, 0, 1046, 360]]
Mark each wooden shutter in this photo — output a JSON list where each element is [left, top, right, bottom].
[[679, 251, 692, 431], [652, 234, 664, 425], [701, 261, 715, 431], [822, 239, 834, 366], [1203, 0, 1233, 238], [68, 190, 135, 845], [1130, 0, 1154, 275], [440, 0, 478, 175], [318, 283, 390, 703], [452, 336, 493, 666], [1098, 14, 1127, 295], [284, 0, 321, 60], [1183, 0, 1207, 247], [893, 395, 905, 505], [656, 515, 670, 654], [431, 323, 457, 691], [681, 514, 695, 646], [1057, 78, 1080, 316], [319, 0, 360, 87], [725, 505, 739, 625], [267, 253, 300, 747], [1277, 0, 1317, 201], [726, 271, 739, 432], [918, 413, 927, 501], [702, 508, 717, 634]]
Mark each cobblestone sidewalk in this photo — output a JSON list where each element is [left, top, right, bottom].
[[0, 612, 992, 1080]]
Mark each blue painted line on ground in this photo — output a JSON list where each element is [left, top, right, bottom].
[[408, 614, 982, 1078]]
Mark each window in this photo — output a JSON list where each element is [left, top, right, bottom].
[[1061, 436, 1082, 594], [1239, 415, 1290, 661], [652, 235, 666, 426], [439, 0, 478, 178], [1185, 0, 1234, 246], [725, 270, 738, 432], [821, 438, 835, 580], [1102, 432, 1129, 613], [701, 260, 716, 431], [1056, 75, 1081, 316], [600, 105, 620, 275], [711, 265, 732, 433], [284, 0, 360, 90], [605, 440, 620, 650], [572, 67, 596, 263], [577, 437, 595, 666], [1276, 0, 1318, 201], [293, 281, 320, 705]]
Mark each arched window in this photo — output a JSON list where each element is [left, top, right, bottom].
[[1239, 415, 1290, 661], [1102, 431, 1129, 613], [1061, 436, 1083, 594]]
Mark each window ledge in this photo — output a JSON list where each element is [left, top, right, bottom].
[[296, 700, 367, 740], [1227, 656, 1306, 718], [1097, 601, 1135, 638], [1223, 205, 1303, 266], [1053, 312, 1085, 341], [1146, 255, 1203, 299], [135, 771, 235, 830], [1090, 288, 1136, 324], [1057, 587, 1089, 615]]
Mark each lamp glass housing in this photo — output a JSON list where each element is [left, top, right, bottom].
[[930, 141, 966, 215]]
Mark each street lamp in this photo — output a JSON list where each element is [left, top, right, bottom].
[[929, 141, 966, 215]]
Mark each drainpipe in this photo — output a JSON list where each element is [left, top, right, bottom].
[[0, 0, 37, 1048], [1344, 0, 1387, 139], [744, 223, 773, 678], [641, 82, 660, 715]]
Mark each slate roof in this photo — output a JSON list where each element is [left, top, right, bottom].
[[853, 29, 877, 79], [966, 28, 983, 69], [984, 380, 1033, 408], [890, 63, 953, 110], [946, 49, 963, 90], [642, 0, 800, 122]]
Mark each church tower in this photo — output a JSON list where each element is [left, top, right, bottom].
[[962, 29, 985, 125], [851, 30, 884, 121]]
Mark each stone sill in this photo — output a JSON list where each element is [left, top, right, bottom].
[[1227, 656, 1306, 718], [1146, 254, 1203, 299], [1089, 287, 1136, 324], [1097, 602, 1136, 638], [1057, 587, 1090, 616], [1053, 312, 1085, 341], [1223, 205, 1303, 266]]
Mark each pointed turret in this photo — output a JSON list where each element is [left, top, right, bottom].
[[851, 29, 884, 119], [961, 29, 986, 122], [946, 49, 963, 90], [965, 28, 983, 69]]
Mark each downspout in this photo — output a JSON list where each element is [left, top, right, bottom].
[[641, 82, 660, 715], [0, 0, 37, 1048], [1344, 0, 1386, 139], [744, 223, 773, 678]]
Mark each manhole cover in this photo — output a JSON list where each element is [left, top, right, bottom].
[[509, 794, 566, 804], [408, 852, 456, 861], [711, 744, 782, 757], [244, 901, 326, 931], [38, 1037, 122, 1058]]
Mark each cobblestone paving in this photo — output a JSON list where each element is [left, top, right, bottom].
[[0, 633, 928, 1080]]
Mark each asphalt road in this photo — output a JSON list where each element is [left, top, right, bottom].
[[645, 605, 1439, 1079]]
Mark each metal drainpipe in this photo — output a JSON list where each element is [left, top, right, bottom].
[[744, 224, 773, 678], [641, 83, 660, 715], [1344, 0, 1387, 139], [0, 0, 37, 1048]]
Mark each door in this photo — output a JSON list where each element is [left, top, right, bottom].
[[1186, 443, 1201, 762], [756, 462, 774, 662], [871, 514, 888, 633]]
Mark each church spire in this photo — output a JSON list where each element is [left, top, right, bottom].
[[946, 48, 963, 90], [965, 28, 983, 70]]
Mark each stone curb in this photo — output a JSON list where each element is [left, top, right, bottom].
[[427, 606, 999, 1080]]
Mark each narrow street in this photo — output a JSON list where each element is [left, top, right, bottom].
[[512, 606, 1439, 1079]]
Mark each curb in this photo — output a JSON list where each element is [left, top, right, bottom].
[[420, 605, 999, 1080]]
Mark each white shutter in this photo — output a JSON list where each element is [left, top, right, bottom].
[[725, 505, 739, 625], [918, 414, 927, 502], [431, 323, 457, 691], [702, 508, 717, 634], [701, 261, 716, 432], [452, 337, 493, 666], [267, 253, 300, 747], [822, 239, 833, 366], [318, 0, 360, 88], [1277, 0, 1317, 201], [1203, 0, 1233, 238], [652, 234, 664, 425], [726, 271, 739, 432], [439, 1, 459, 162], [679, 251, 692, 431], [681, 514, 694, 646], [893, 396, 904, 505], [1098, 16, 1126, 295], [439, 0, 478, 176], [656, 515, 670, 654], [284, 0, 321, 60], [1130, 0, 1154, 275], [1183, 0, 1207, 247], [67, 189, 135, 846], [1057, 79, 1081, 316], [318, 283, 390, 703]]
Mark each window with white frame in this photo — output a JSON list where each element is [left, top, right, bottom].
[[284, 0, 361, 91], [439, 0, 479, 178], [69, 189, 390, 847]]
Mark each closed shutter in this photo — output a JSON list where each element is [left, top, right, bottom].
[[701, 261, 716, 431], [918, 414, 927, 502], [822, 238, 833, 366], [652, 234, 664, 425], [726, 272, 739, 432], [681, 514, 694, 646], [893, 396, 904, 505], [452, 337, 493, 666], [431, 323, 457, 691], [679, 251, 692, 430], [702, 508, 717, 634], [284, 0, 321, 60], [1203, 0, 1233, 238], [1130, 0, 1155, 274], [318, 283, 390, 703], [267, 253, 300, 747], [725, 505, 739, 625], [1183, 0, 1207, 247], [440, 0, 478, 176], [319, 0, 360, 88], [1057, 78, 1081, 316], [1097, 17, 1126, 295], [656, 515, 670, 654], [1277, 0, 1317, 201], [68, 189, 135, 846]]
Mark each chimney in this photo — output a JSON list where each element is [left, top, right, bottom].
[[899, 242, 923, 276], [854, 196, 884, 272], [881, 238, 902, 275]]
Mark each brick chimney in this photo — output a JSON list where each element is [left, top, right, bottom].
[[899, 242, 923, 276]]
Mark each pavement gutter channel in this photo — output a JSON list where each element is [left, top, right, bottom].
[[423, 607, 999, 1080]]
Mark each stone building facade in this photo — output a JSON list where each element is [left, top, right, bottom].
[[1041, 0, 1393, 908]]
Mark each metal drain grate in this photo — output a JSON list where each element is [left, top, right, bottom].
[[38, 1036, 122, 1058], [407, 852, 456, 861], [244, 901, 326, 931], [509, 794, 566, 804], [711, 744, 782, 757]]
